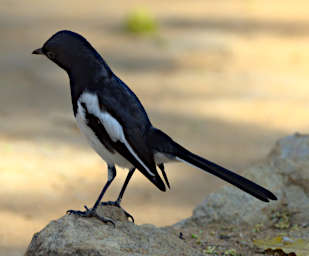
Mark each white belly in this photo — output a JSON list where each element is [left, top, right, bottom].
[[75, 111, 133, 168]]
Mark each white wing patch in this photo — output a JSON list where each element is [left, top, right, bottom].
[[78, 92, 155, 176]]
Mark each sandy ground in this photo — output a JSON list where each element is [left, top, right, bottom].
[[1, 0, 309, 255]]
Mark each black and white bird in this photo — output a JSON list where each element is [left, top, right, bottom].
[[32, 30, 277, 225]]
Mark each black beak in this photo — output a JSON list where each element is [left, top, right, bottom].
[[32, 48, 43, 55]]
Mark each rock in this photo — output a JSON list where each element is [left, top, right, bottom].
[[25, 134, 309, 255], [25, 206, 200, 256], [96, 205, 130, 223], [176, 133, 309, 227], [268, 133, 309, 223]]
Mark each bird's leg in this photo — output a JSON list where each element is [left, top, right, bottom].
[[101, 168, 135, 222], [67, 165, 116, 226]]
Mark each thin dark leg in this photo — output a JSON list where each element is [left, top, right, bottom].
[[102, 168, 135, 222], [67, 165, 116, 226], [116, 168, 135, 204], [92, 165, 116, 210]]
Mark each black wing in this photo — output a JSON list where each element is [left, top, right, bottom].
[[87, 76, 166, 191]]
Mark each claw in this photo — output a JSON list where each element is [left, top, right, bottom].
[[125, 212, 134, 223], [66, 206, 115, 227]]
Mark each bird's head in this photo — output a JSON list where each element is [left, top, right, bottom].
[[32, 30, 102, 73]]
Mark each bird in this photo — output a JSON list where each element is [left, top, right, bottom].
[[32, 30, 277, 225]]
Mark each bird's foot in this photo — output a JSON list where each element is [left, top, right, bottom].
[[67, 205, 115, 226], [101, 201, 134, 223]]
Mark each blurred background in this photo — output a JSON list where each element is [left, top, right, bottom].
[[1, 0, 309, 255]]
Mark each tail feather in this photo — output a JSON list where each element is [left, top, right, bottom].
[[158, 163, 170, 189], [176, 149, 277, 202], [148, 128, 277, 202]]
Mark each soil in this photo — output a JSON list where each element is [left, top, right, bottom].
[[171, 203, 309, 256]]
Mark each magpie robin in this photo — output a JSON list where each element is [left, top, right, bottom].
[[32, 30, 277, 225]]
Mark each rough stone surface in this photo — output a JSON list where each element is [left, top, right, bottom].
[[25, 210, 200, 256], [25, 134, 309, 256]]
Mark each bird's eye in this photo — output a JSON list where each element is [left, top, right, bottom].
[[46, 51, 56, 60]]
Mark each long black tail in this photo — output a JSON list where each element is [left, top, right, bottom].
[[149, 128, 277, 202], [176, 148, 277, 202]]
